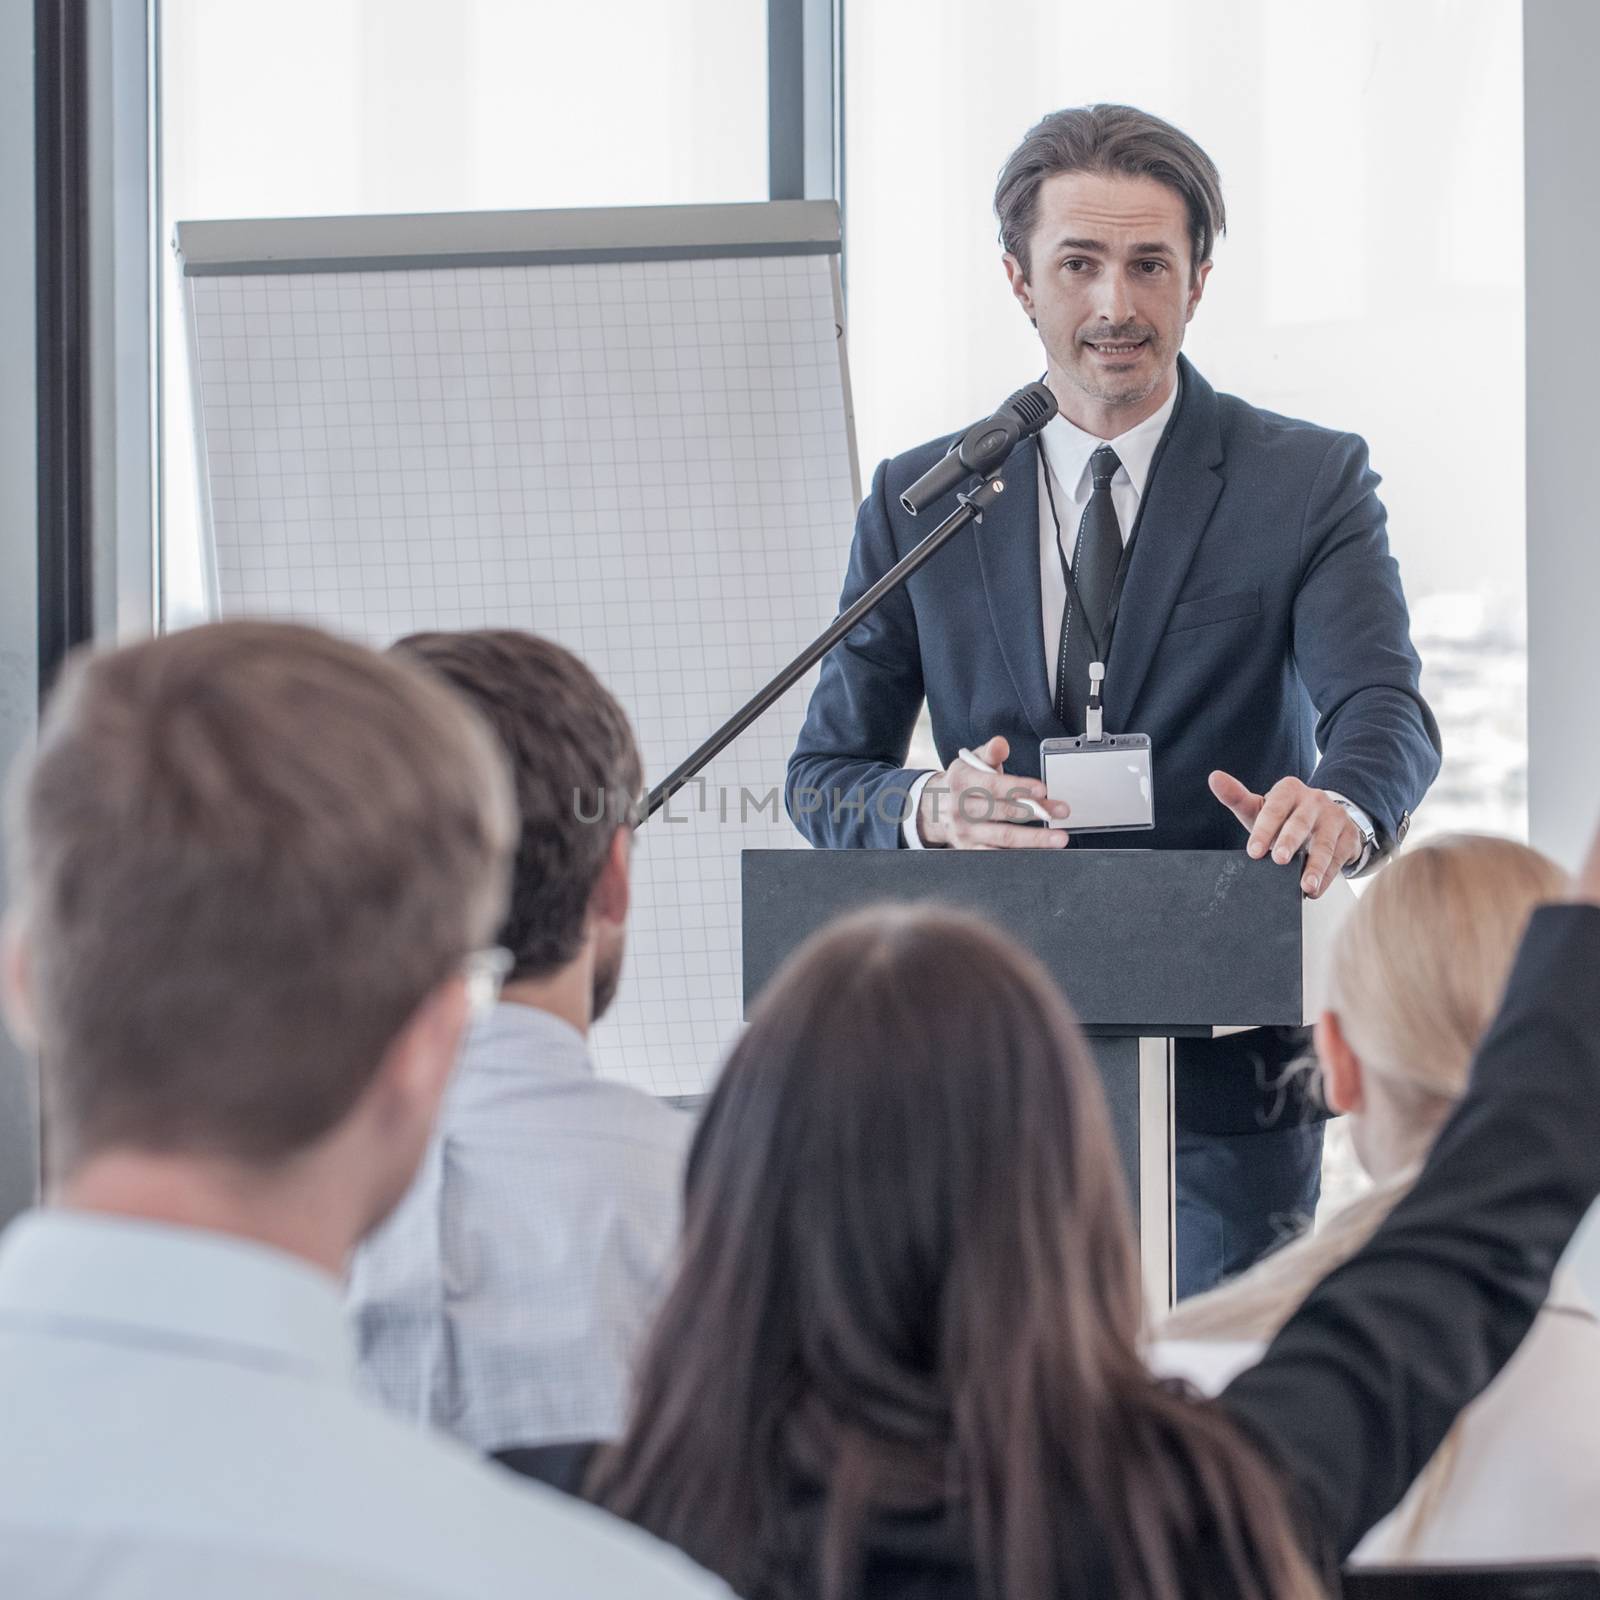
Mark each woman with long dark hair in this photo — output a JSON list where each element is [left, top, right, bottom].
[[500, 885, 1600, 1600]]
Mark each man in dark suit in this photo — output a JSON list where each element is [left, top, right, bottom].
[[785, 104, 1441, 1296]]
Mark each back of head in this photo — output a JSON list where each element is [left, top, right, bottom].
[[1329, 833, 1568, 1107], [595, 905, 1318, 1600], [1163, 833, 1569, 1345], [389, 631, 641, 983], [9, 620, 515, 1176]]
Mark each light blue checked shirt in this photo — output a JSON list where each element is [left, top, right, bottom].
[[0, 1210, 726, 1599], [348, 1001, 691, 1453]]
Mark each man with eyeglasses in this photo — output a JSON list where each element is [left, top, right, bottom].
[[349, 629, 692, 1455], [0, 621, 725, 1599]]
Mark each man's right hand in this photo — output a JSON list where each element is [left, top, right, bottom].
[[916, 735, 1071, 849]]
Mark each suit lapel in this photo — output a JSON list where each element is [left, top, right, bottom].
[[1103, 355, 1225, 728], [973, 436, 1060, 742]]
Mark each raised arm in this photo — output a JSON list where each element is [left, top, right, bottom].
[[1218, 855, 1600, 1562]]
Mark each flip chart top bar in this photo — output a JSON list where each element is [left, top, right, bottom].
[[174, 199, 842, 277]]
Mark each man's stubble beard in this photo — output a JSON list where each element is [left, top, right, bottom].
[[1051, 317, 1181, 415], [591, 940, 625, 1023], [1072, 364, 1165, 410]]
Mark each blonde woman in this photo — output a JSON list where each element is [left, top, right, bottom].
[[1154, 833, 1600, 1562]]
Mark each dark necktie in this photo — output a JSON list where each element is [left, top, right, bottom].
[[1055, 443, 1123, 726]]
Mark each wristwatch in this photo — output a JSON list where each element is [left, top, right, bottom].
[[1326, 792, 1379, 877]]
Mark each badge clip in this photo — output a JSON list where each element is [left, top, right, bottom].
[[1085, 661, 1106, 743]]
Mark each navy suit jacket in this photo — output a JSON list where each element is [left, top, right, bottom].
[[787, 356, 1441, 854]]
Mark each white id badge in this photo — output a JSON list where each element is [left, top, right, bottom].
[[1039, 734, 1155, 833]]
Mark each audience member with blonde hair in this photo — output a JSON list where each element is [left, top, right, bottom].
[[1157, 833, 1600, 1563]]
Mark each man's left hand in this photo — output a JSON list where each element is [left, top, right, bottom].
[[1208, 772, 1362, 899]]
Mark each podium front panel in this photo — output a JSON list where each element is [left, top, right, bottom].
[[743, 848, 1306, 1031]]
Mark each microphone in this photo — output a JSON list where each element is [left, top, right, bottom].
[[899, 382, 1058, 514]]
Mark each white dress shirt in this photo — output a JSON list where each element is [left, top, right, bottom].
[[903, 379, 1374, 858], [0, 1209, 726, 1599], [1149, 1269, 1600, 1564], [349, 1001, 691, 1452]]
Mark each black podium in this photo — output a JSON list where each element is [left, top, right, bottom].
[[742, 848, 1351, 1309]]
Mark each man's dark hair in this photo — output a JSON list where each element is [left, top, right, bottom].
[[392, 631, 643, 983], [995, 103, 1226, 280]]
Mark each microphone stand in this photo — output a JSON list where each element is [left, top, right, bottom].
[[642, 473, 1008, 823]]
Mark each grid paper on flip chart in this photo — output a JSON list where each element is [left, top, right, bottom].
[[185, 251, 858, 1096]]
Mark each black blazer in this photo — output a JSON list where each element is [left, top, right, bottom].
[[498, 906, 1600, 1598], [785, 357, 1441, 853]]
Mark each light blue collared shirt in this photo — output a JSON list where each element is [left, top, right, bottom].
[[0, 1208, 725, 1599], [349, 1001, 692, 1452]]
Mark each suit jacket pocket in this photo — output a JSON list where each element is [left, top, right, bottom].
[[1163, 586, 1261, 636]]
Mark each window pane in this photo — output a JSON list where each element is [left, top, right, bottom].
[[845, 0, 1525, 841], [158, 0, 767, 620]]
